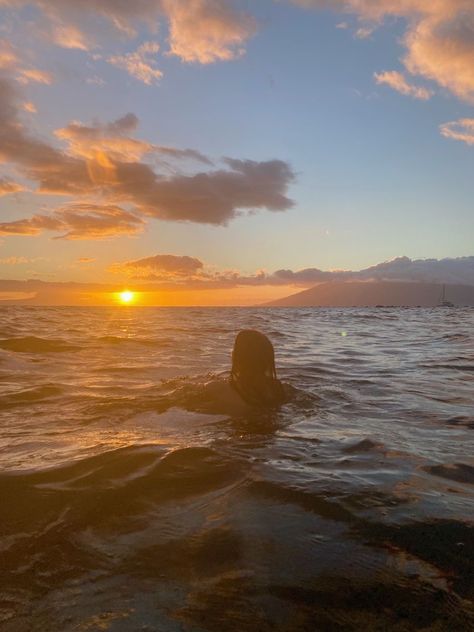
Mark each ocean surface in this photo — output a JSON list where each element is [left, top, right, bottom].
[[0, 306, 473, 631]]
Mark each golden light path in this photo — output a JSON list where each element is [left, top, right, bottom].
[[119, 290, 134, 304]]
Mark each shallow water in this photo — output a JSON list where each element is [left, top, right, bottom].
[[0, 306, 473, 631]]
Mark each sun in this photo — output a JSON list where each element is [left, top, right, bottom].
[[119, 290, 134, 304]]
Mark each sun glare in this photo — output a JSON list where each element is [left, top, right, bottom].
[[119, 290, 134, 304]]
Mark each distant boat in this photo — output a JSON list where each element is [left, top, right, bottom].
[[438, 284, 455, 307]]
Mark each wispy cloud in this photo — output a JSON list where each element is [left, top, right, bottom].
[[0, 177, 24, 195], [17, 68, 53, 85], [440, 118, 474, 146], [355, 25, 374, 40], [52, 24, 90, 51], [0, 203, 145, 240], [0, 38, 53, 84], [374, 70, 432, 100], [22, 101, 37, 113], [107, 41, 162, 85], [0, 38, 17, 68], [77, 257, 96, 264], [0, 256, 34, 264]]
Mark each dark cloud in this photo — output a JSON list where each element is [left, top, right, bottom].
[[154, 146, 213, 166], [356, 256, 474, 285], [111, 254, 205, 278], [270, 256, 474, 287], [60, 113, 140, 140], [106, 255, 474, 289], [114, 158, 295, 225], [0, 75, 91, 194]]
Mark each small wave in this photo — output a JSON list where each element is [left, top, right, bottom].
[[358, 519, 474, 600], [442, 333, 471, 342], [424, 463, 474, 486], [1, 445, 243, 509], [342, 439, 382, 454], [420, 363, 474, 372], [0, 336, 80, 353], [0, 384, 63, 409], [445, 416, 474, 430], [249, 480, 355, 523]]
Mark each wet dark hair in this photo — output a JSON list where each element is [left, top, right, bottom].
[[230, 330, 284, 407]]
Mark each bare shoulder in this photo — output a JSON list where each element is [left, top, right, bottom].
[[191, 379, 251, 415]]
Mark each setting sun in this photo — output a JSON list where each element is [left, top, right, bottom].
[[119, 290, 134, 304]]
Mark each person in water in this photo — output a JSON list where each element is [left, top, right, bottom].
[[190, 329, 286, 415]]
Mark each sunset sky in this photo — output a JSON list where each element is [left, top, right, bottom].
[[0, 0, 473, 305]]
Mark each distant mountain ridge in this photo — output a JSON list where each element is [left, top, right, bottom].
[[266, 281, 474, 307]]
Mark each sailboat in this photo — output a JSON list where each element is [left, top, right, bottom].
[[438, 284, 455, 307]]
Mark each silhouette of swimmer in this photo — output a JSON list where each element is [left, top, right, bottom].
[[192, 330, 287, 415]]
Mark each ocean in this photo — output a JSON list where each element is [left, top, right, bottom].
[[0, 306, 473, 631]]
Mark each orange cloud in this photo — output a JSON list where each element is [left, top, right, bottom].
[[0, 256, 31, 264], [403, 8, 474, 103], [55, 114, 154, 162], [295, 0, 474, 103], [374, 70, 432, 100], [52, 24, 90, 50], [56, 113, 213, 166], [440, 118, 474, 145], [0, 214, 62, 236], [107, 41, 162, 85], [0, 39, 18, 69], [0, 203, 144, 239], [163, 0, 257, 63], [0, 177, 24, 195], [0, 38, 53, 86], [22, 101, 37, 113], [17, 68, 53, 85]]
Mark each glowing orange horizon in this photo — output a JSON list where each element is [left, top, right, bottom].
[[0, 286, 297, 306]]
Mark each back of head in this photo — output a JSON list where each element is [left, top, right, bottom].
[[231, 329, 276, 380], [231, 330, 283, 407]]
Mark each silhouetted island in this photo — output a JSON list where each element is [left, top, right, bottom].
[[266, 281, 474, 307]]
